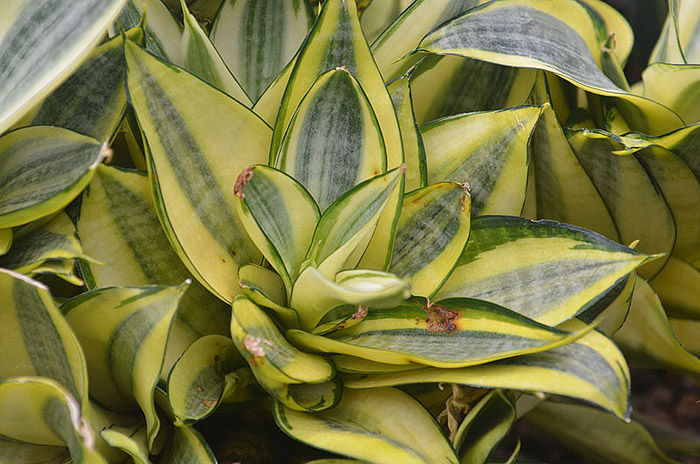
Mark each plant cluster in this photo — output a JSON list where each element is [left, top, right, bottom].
[[0, 0, 699, 463]]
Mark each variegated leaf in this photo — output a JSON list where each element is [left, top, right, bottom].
[[437, 216, 653, 326], [272, 388, 459, 464], [650, 256, 700, 319], [0, 0, 128, 134], [0, 127, 104, 229], [125, 40, 269, 302], [117, 0, 183, 63], [210, 0, 313, 102]]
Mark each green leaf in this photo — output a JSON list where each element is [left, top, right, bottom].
[[273, 388, 459, 464], [0, 212, 91, 276], [422, 106, 542, 216], [0, 378, 106, 464], [614, 277, 700, 379], [290, 266, 411, 332], [30, 27, 142, 143], [410, 56, 537, 125], [389, 182, 470, 297], [234, 164, 320, 292], [160, 425, 216, 464], [0, 434, 66, 464], [210, 0, 314, 102], [276, 69, 386, 212], [167, 334, 252, 425], [180, 0, 251, 105], [117, 0, 183, 63], [62, 285, 188, 450], [302, 168, 403, 279], [417, 0, 684, 135], [99, 422, 150, 464], [437, 216, 651, 325], [0, 270, 88, 408], [253, 56, 296, 126], [529, 73, 619, 241], [271, 0, 402, 171], [360, 0, 412, 44], [333, 355, 426, 375], [642, 63, 700, 124], [0, 229, 10, 256], [650, 256, 700, 319], [453, 390, 516, 464], [525, 400, 682, 464], [387, 74, 427, 192], [288, 297, 582, 368], [566, 128, 675, 279], [669, 318, 700, 357], [371, 0, 483, 82], [343, 325, 630, 419], [125, 40, 269, 302], [76, 165, 231, 377], [0, 0, 128, 134], [0, 127, 104, 229], [231, 296, 336, 385]]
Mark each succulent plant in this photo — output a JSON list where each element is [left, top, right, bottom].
[[0, 0, 699, 463]]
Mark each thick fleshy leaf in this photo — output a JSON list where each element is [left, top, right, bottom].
[[276, 69, 386, 212], [0, 0, 128, 134], [343, 326, 630, 419], [411, 56, 537, 125], [117, 0, 183, 63], [253, 57, 296, 127], [649, 0, 700, 64], [125, 40, 269, 302], [167, 334, 252, 425], [669, 318, 700, 357], [437, 216, 651, 325], [160, 426, 216, 464], [566, 129, 675, 278], [643, 64, 700, 124], [360, 0, 412, 44], [0, 270, 88, 407], [526, 401, 682, 464], [302, 168, 403, 278], [273, 388, 459, 464], [614, 277, 700, 379], [231, 296, 336, 385], [0, 378, 106, 463], [99, 422, 150, 464], [76, 165, 231, 376], [237, 263, 300, 328], [387, 75, 426, 192], [288, 297, 581, 368], [453, 390, 516, 464], [417, 0, 684, 135], [0, 127, 104, 229], [234, 165, 319, 291], [0, 229, 10, 256], [290, 267, 411, 331], [389, 183, 470, 297], [179, 0, 251, 105], [650, 257, 700, 319], [271, 0, 402, 171], [333, 355, 426, 375], [585, 0, 634, 64], [422, 106, 542, 216], [210, 0, 313, 102], [371, 0, 484, 81], [62, 285, 187, 450], [31, 27, 142, 143], [0, 435, 67, 463], [0, 212, 90, 276], [633, 146, 700, 263], [529, 73, 619, 241]]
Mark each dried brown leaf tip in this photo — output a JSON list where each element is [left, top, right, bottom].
[[351, 305, 368, 320], [423, 300, 460, 334], [234, 166, 255, 199]]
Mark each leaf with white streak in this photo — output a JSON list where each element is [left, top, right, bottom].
[[0, 0, 128, 134]]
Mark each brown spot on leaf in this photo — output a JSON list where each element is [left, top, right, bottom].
[[203, 400, 215, 408], [351, 305, 368, 320], [423, 300, 460, 334], [234, 166, 255, 199], [196, 386, 204, 392]]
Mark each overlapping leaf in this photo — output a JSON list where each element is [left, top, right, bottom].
[[125, 40, 269, 302], [438, 216, 651, 325]]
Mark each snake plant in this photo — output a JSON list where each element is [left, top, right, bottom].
[[0, 0, 699, 462]]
